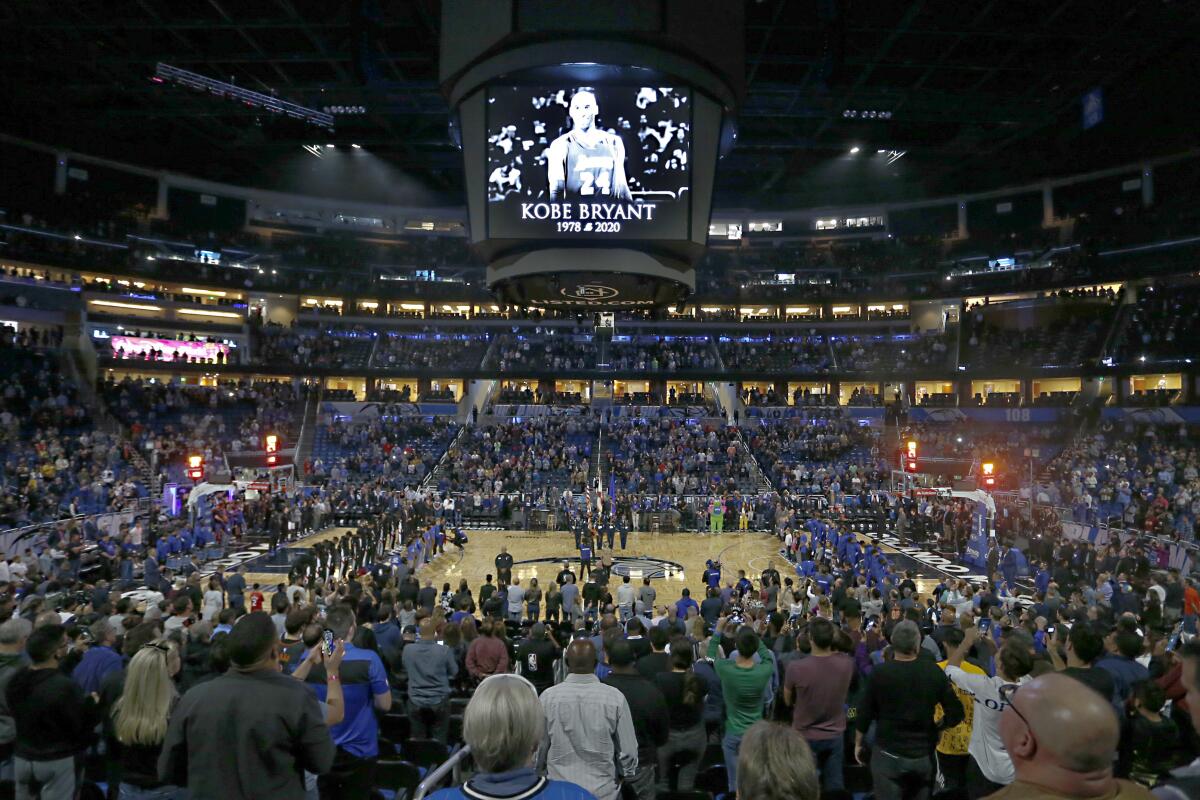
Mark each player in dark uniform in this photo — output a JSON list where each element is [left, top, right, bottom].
[[547, 90, 632, 202]]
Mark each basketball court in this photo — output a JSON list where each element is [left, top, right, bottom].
[[240, 526, 948, 603]]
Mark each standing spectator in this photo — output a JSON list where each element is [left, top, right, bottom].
[[636, 627, 671, 679], [508, 579, 526, 623], [707, 615, 777, 794], [418, 580, 438, 614], [201, 576, 224, 622], [945, 628, 1035, 798], [158, 612, 335, 799], [854, 620, 964, 800], [616, 577, 636, 623], [1120, 682, 1179, 787], [111, 640, 187, 799], [72, 619, 123, 696], [539, 640, 638, 800], [0, 619, 32, 780], [526, 578, 543, 622], [302, 605, 392, 796], [990, 673, 1154, 799], [602, 640, 669, 800], [427, 674, 595, 800], [1048, 623, 1116, 701], [467, 619, 511, 682], [1154, 640, 1200, 800], [8, 624, 100, 800], [782, 617, 855, 794], [402, 618, 458, 743], [225, 567, 247, 612], [653, 647, 707, 793], [1097, 627, 1151, 710], [936, 627, 986, 797], [517, 624, 560, 695], [735, 721, 819, 800]]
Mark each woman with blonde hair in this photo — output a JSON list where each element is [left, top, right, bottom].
[[111, 639, 186, 799], [427, 674, 594, 800]]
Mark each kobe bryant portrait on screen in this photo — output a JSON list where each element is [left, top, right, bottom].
[[546, 90, 633, 203]]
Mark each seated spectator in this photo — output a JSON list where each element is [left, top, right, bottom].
[[428, 673, 595, 800]]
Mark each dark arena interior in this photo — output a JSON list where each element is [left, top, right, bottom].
[[1, 2, 1200, 799]]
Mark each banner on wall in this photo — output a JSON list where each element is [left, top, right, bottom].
[[321, 401, 458, 421], [1100, 407, 1200, 424], [745, 406, 887, 420], [1060, 520, 1194, 574], [608, 405, 709, 419], [908, 407, 1068, 423]]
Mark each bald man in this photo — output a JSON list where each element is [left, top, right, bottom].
[[985, 672, 1154, 799], [539, 639, 638, 800]]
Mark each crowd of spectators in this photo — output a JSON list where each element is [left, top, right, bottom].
[[309, 416, 459, 489], [1035, 421, 1200, 542], [1113, 282, 1200, 366], [435, 417, 598, 500], [488, 333, 596, 372], [961, 301, 1117, 371], [606, 418, 759, 497], [98, 377, 302, 475], [718, 336, 833, 373], [370, 332, 491, 371], [254, 325, 376, 370], [607, 337, 717, 371], [832, 331, 955, 373], [1, 329, 144, 527], [1, 487, 1194, 800], [745, 410, 882, 495]]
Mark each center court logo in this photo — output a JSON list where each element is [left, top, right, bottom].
[[563, 284, 619, 300]]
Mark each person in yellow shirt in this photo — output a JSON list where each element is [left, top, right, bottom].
[[937, 627, 986, 796]]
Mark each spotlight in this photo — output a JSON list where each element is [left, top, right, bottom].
[[325, 144, 335, 148], [351, 143, 361, 149], [877, 149, 886, 154], [849, 146, 860, 154]]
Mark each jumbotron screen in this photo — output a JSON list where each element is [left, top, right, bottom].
[[485, 85, 691, 241]]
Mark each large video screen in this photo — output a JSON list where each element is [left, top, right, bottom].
[[110, 335, 230, 362], [486, 86, 691, 240]]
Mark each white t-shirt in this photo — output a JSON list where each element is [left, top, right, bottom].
[[945, 666, 1031, 784]]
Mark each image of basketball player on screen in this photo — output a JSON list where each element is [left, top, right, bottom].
[[547, 90, 633, 203]]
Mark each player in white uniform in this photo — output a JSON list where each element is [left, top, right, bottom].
[[547, 90, 632, 202]]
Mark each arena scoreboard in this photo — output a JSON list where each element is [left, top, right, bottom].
[[440, 0, 744, 310]]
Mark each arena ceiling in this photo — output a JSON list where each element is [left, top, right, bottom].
[[2, 0, 1198, 209]]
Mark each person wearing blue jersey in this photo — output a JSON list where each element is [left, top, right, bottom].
[[301, 605, 392, 797]]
